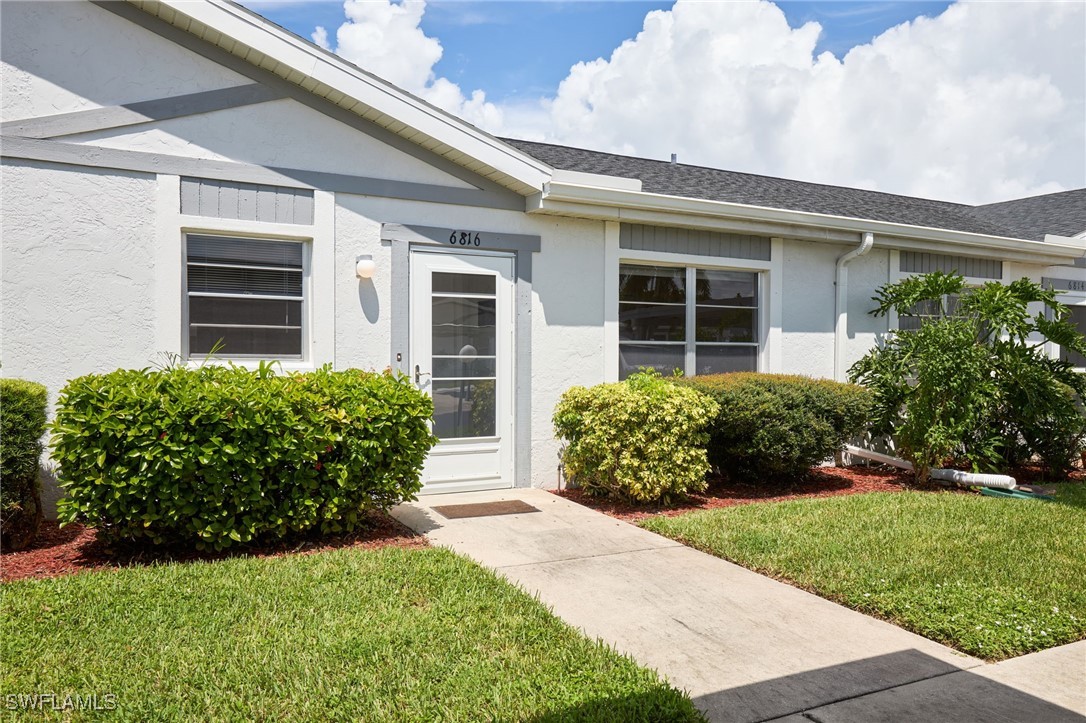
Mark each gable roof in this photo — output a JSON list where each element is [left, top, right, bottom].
[[131, 0, 551, 195], [504, 138, 1086, 243]]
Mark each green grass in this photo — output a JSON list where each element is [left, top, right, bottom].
[[641, 485, 1086, 661], [2, 547, 702, 722]]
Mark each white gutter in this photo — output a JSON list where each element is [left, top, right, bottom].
[[534, 181, 1086, 264], [834, 232, 874, 381]]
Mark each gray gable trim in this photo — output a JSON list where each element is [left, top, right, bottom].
[[0, 84, 284, 140], [181, 177, 314, 225], [380, 223, 542, 253], [900, 251, 1002, 280], [507, 138, 1086, 243], [620, 223, 770, 260], [1, 136, 523, 211], [93, 1, 525, 203]]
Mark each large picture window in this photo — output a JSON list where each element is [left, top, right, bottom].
[[619, 263, 759, 379], [185, 234, 305, 359]]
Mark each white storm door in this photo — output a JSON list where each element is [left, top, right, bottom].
[[410, 250, 515, 492]]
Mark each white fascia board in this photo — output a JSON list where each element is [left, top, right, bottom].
[[1048, 232, 1086, 243], [538, 181, 1086, 264], [144, 0, 552, 192], [551, 169, 642, 192]]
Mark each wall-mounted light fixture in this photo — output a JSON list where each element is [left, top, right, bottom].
[[355, 254, 376, 279]]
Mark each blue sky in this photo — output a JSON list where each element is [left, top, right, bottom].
[[248, 1, 954, 103], [238, 1, 1082, 204]]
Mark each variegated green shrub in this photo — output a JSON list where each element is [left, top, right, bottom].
[[51, 365, 436, 550], [553, 371, 718, 503]]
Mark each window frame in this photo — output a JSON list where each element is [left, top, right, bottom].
[[618, 261, 765, 378], [182, 231, 312, 363]]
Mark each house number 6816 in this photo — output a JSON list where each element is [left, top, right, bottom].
[[449, 231, 481, 246]]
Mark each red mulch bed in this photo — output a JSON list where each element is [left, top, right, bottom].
[[1, 511, 427, 583], [554, 464, 916, 523]]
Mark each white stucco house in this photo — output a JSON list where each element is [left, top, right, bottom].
[[3, 0, 1085, 510]]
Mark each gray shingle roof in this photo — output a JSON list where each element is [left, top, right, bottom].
[[503, 138, 1086, 242], [971, 192, 1086, 242]]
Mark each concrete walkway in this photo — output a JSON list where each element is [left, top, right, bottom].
[[392, 488, 1086, 722]]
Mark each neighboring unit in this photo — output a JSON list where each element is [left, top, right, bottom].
[[2, 0, 1084, 511]]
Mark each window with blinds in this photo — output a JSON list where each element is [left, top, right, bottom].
[[185, 235, 305, 358], [618, 263, 760, 379]]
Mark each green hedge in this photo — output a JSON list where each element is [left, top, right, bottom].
[[553, 371, 719, 503], [1, 379, 48, 551], [675, 373, 874, 481], [52, 365, 436, 550]]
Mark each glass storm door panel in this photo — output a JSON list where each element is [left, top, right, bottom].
[[410, 250, 515, 492]]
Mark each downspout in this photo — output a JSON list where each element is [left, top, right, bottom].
[[843, 445, 1018, 489], [834, 232, 875, 381]]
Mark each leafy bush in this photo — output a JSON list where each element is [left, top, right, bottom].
[[675, 373, 873, 481], [0, 379, 48, 551], [52, 365, 436, 550], [850, 272, 1086, 480], [553, 371, 718, 503]]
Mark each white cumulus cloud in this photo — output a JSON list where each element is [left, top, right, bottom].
[[538, 1, 1084, 203], [311, 0, 1084, 204], [312, 0, 503, 130]]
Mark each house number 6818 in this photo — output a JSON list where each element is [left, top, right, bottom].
[[449, 231, 481, 246]]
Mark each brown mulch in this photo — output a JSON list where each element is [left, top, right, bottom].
[[554, 464, 916, 523], [1, 511, 427, 583]]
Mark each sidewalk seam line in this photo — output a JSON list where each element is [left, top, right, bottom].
[[755, 665, 980, 723]]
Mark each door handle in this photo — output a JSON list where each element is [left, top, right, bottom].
[[414, 365, 431, 384]]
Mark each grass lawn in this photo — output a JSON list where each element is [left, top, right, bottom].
[[641, 485, 1086, 661], [2, 547, 702, 722]]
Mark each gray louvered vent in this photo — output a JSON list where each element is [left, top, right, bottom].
[[620, 224, 771, 261], [900, 252, 1002, 279], [181, 177, 314, 225]]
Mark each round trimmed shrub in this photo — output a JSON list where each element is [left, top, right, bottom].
[[1, 379, 48, 551], [51, 365, 436, 550], [675, 373, 874, 481], [553, 371, 719, 503]]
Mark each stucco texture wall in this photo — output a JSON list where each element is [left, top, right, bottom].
[[779, 239, 837, 378], [1, 159, 159, 514], [842, 248, 892, 375], [0, 0, 249, 121]]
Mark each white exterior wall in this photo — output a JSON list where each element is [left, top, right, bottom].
[[842, 247, 893, 375], [0, 1, 251, 121], [0, 161, 159, 389], [1, 159, 160, 513], [779, 239, 838, 378]]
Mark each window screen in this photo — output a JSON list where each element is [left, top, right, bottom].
[[619, 263, 759, 379], [186, 235, 304, 358]]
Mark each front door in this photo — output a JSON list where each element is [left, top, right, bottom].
[[410, 250, 515, 492]]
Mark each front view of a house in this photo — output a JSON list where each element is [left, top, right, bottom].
[[3, 0, 1085, 510]]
